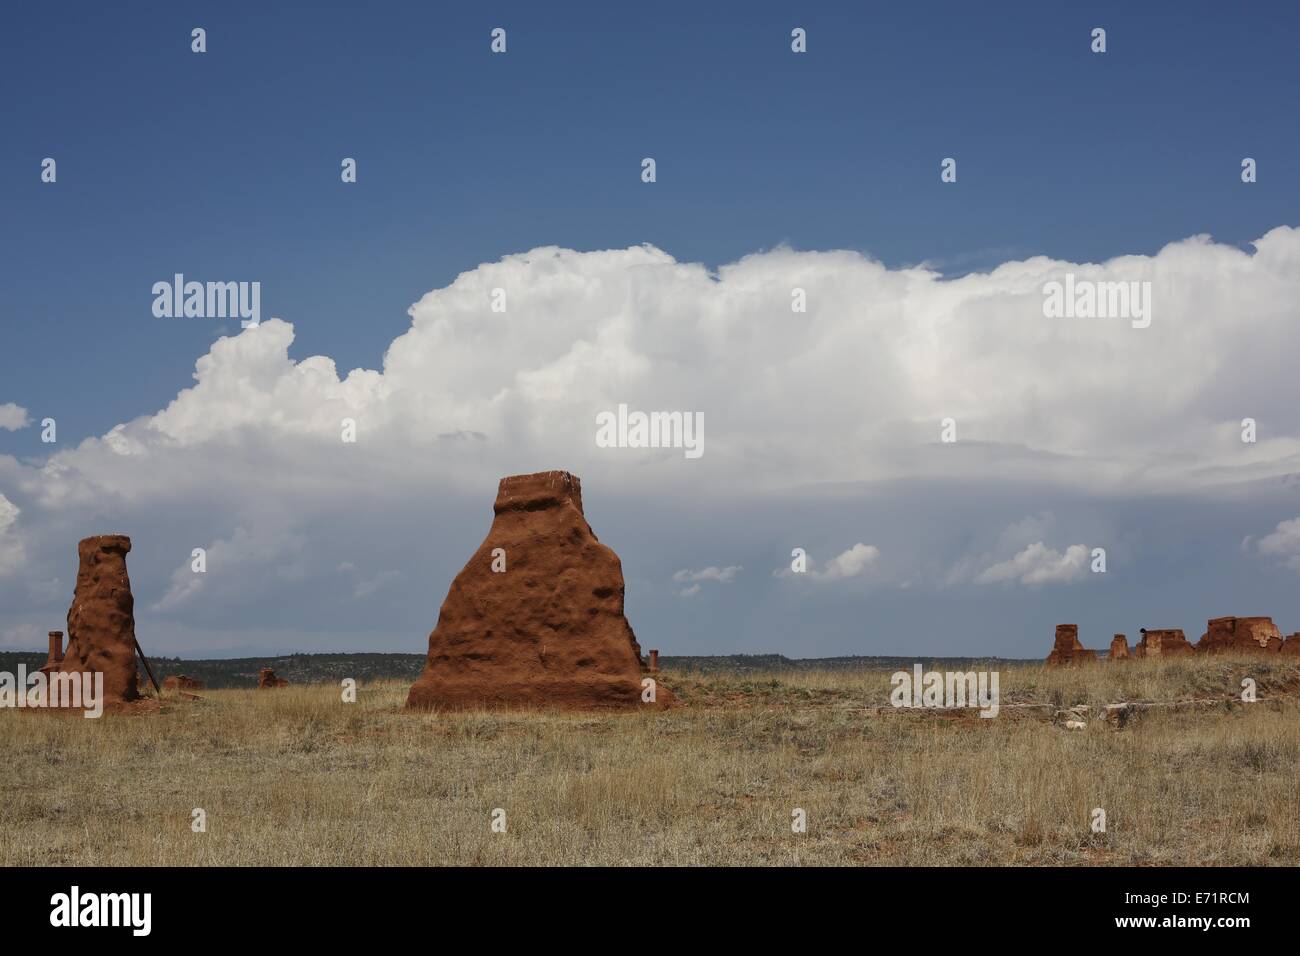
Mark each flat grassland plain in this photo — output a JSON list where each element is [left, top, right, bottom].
[[2, 657, 1297, 866]]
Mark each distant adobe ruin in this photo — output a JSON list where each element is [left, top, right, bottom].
[[1045, 616, 1295, 664], [39, 631, 64, 677], [1134, 628, 1196, 658], [163, 675, 205, 692], [258, 668, 289, 688], [1045, 625, 1097, 666]]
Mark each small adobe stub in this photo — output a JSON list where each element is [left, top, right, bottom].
[[406, 470, 671, 710], [258, 668, 289, 688], [163, 675, 205, 692]]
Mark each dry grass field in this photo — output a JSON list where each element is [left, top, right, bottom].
[[2, 655, 1298, 866]]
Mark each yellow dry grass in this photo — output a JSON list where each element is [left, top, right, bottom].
[[1, 655, 1297, 866]]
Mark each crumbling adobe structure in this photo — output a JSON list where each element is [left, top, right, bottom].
[[1134, 628, 1196, 658], [1282, 634, 1300, 656], [163, 675, 205, 692], [49, 535, 145, 709], [1197, 616, 1283, 654], [1109, 634, 1130, 660], [258, 668, 289, 688], [1045, 625, 1097, 666], [406, 470, 668, 710]]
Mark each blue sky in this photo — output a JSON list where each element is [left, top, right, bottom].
[[2, 2, 1299, 657]]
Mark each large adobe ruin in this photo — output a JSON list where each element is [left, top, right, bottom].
[[406, 470, 667, 710], [1045, 615, 1296, 663], [49, 535, 146, 710], [1196, 616, 1283, 654]]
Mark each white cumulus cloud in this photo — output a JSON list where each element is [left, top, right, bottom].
[[1251, 516, 1300, 572], [820, 543, 881, 580], [776, 543, 882, 582], [1, 229, 1299, 644], [972, 542, 1090, 586], [10, 227, 1300, 520], [0, 403, 30, 431]]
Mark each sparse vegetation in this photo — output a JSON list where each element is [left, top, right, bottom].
[[2, 655, 1296, 866]]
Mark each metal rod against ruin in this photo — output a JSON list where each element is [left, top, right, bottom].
[[133, 636, 162, 696]]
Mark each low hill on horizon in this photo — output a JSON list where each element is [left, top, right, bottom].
[[0, 650, 1039, 690]]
